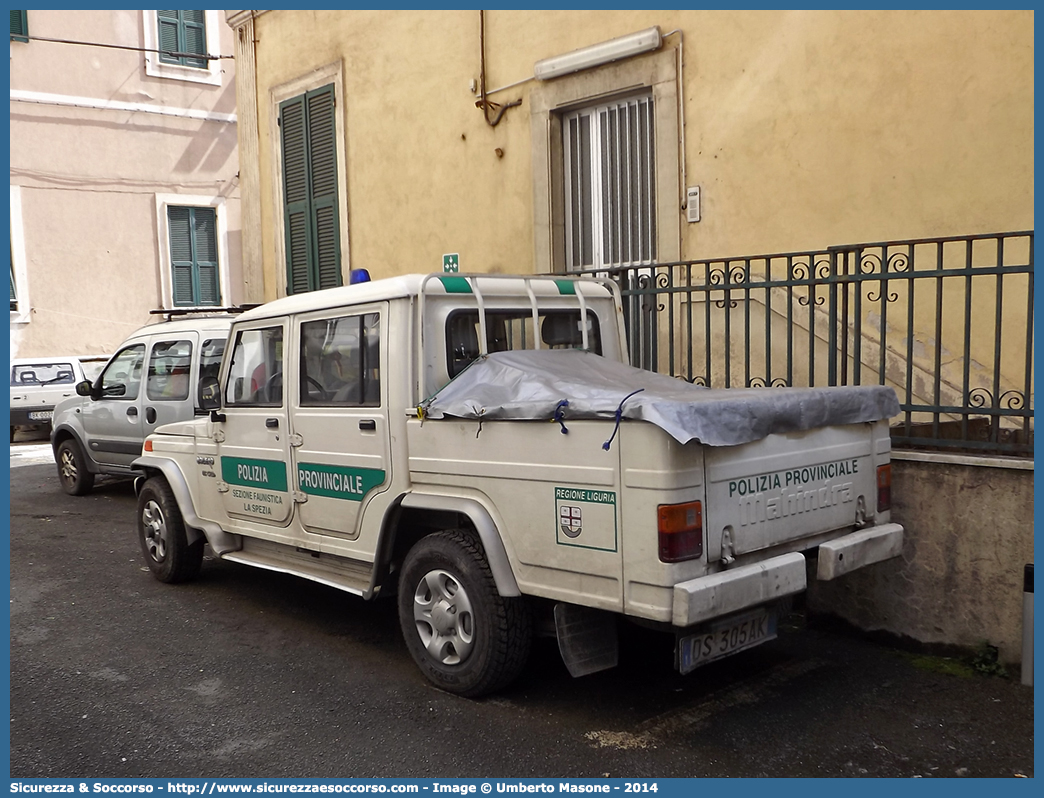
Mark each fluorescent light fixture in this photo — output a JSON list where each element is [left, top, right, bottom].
[[534, 26, 663, 80]]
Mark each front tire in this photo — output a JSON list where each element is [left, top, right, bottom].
[[137, 477, 203, 583], [398, 529, 531, 697], [56, 437, 95, 496]]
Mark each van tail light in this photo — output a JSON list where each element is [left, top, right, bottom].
[[658, 501, 703, 563], [877, 464, 892, 512]]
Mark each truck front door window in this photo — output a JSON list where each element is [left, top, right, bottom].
[[225, 327, 284, 406]]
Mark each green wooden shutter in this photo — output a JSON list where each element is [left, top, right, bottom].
[[157, 10, 207, 68], [281, 95, 313, 295], [168, 206, 196, 305], [10, 11, 27, 43], [181, 10, 207, 69], [280, 85, 342, 295], [157, 10, 180, 63], [307, 87, 341, 290], [193, 207, 220, 304], [168, 206, 220, 307]]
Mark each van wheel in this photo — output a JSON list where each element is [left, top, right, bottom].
[[137, 477, 203, 583], [398, 529, 531, 697], [56, 438, 95, 496]]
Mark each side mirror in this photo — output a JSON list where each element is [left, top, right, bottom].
[[75, 380, 93, 397], [198, 375, 221, 411]]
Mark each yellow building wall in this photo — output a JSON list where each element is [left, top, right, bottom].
[[677, 9, 1033, 254], [239, 9, 1032, 300]]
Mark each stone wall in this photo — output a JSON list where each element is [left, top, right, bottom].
[[808, 454, 1034, 664]]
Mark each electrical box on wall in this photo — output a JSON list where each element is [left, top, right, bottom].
[[686, 187, 701, 223]]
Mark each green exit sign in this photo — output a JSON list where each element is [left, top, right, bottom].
[[442, 253, 460, 273]]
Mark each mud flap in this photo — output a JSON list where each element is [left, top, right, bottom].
[[554, 603, 619, 677]]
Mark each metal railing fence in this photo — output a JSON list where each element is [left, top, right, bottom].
[[574, 231, 1034, 457]]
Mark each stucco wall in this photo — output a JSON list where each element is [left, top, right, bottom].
[[808, 456, 1034, 664], [10, 10, 242, 359], [234, 9, 1032, 300]]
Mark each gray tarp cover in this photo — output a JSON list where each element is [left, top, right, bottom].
[[422, 350, 900, 447]]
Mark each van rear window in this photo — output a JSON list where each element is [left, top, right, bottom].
[[11, 363, 76, 387]]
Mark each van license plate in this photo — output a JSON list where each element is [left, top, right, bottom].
[[28, 411, 52, 421], [677, 608, 777, 674]]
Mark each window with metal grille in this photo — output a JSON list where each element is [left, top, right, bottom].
[[157, 10, 207, 68], [167, 206, 221, 307], [280, 84, 342, 295], [10, 10, 27, 43], [563, 94, 657, 270]]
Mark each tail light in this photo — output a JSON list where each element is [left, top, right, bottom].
[[877, 464, 892, 512], [658, 500, 703, 562]]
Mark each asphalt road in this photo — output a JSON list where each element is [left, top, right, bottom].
[[9, 442, 1035, 779]]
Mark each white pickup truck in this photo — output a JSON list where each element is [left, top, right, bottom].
[[134, 273, 903, 696]]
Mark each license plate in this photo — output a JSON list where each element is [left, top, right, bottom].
[[28, 410, 52, 421], [677, 608, 777, 674]]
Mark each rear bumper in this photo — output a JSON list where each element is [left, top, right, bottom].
[[10, 406, 54, 426], [816, 522, 904, 581], [673, 552, 807, 627], [671, 522, 905, 627]]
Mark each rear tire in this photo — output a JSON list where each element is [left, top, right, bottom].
[[137, 477, 203, 583], [56, 437, 95, 496], [398, 529, 531, 697]]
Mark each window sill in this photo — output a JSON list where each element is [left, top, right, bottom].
[[144, 57, 222, 86]]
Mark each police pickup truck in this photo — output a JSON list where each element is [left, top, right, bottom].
[[133, 272, 903, 696]]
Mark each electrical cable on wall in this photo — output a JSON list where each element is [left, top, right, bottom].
[[14, 33, 233, 61]]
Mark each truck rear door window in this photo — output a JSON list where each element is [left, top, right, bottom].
[[299, 312, 381, 407], [446, 310, 601, 377]]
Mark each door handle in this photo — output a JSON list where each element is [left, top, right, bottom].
[[359, 419, 376, 431], [145, 407, 157, 424], [127, 406, 138, 417], [266, 418, 279, 429]]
